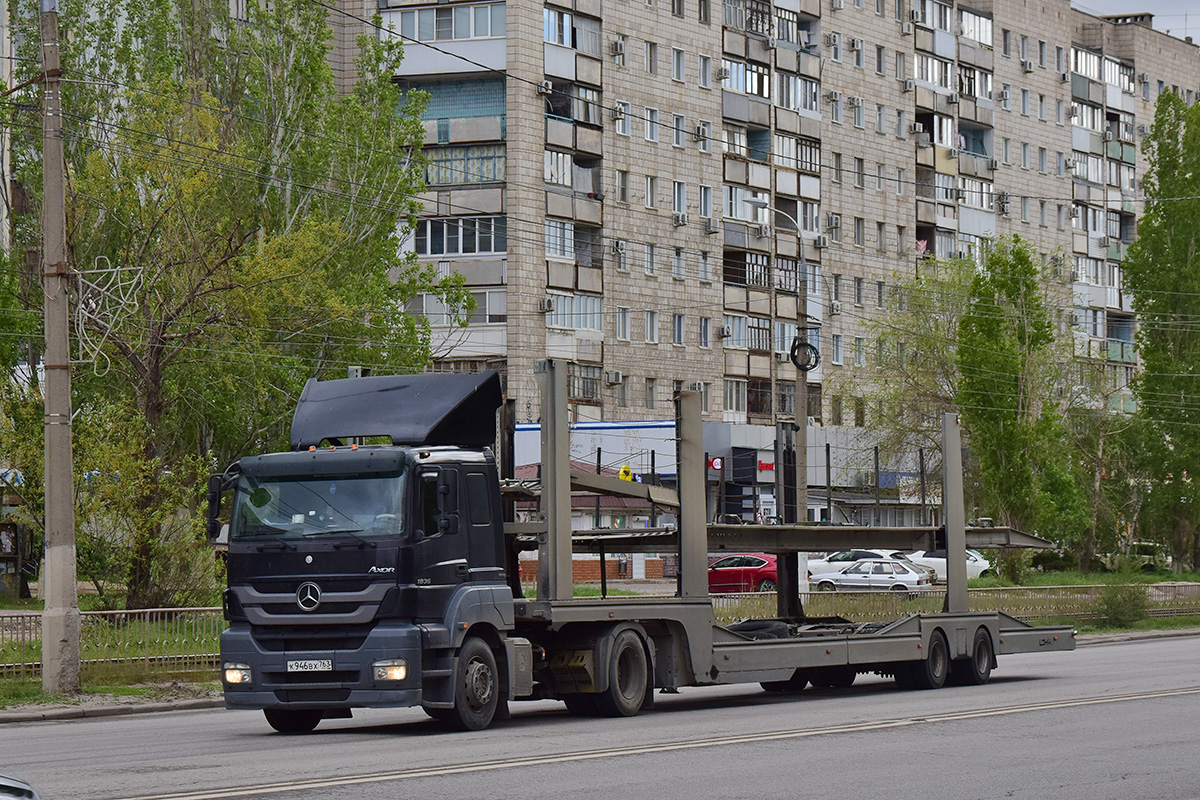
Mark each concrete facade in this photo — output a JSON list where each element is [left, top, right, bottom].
[[330, 0, 1199, 513]]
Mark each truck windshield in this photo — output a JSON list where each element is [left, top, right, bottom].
[[230, 473, 405, 541]]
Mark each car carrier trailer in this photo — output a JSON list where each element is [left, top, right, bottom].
[[209, 360, 1074, 733]]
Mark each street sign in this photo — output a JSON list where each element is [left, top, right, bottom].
[[708, 456, 724, 471]]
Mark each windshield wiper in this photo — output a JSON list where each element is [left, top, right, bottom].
[[253, 534, 296, 552], [306, 528, 377, 549]]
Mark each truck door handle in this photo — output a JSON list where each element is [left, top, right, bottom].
[[456, 564, 469, 576]]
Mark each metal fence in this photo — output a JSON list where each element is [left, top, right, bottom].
[[0, 608, 223, 679], [2, 584, 1199, 680]]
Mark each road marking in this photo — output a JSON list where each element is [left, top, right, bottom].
[[110, 686, 1200, 800]]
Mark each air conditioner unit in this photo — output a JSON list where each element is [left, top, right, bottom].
[[718, 324, 733, 338], [537, 80, 554, 95], [830, 300, 843, 315], [611, 40, 625, 56], [1000, 88, 1011, 102], [901, 21, 913, 35], [692, 125, 707, 141], [1021, 59, 1034, 73], [824, 90, 842, 103], [1059, 71, 1070, 83], [903, 79, 915, 93], [538, 297, 555, 312], [1138, 72, 1149, 84], [814, 235, 830, 249], [774, 351, 790, 363], [1136, 124, 1149, 136], [704, 220, 720, 234], [1103, 129, 1114, 141], [824, 32, 837, 47], [909, 8, 921, 22], [848, 96, 863, 108], [947, 92, 960, 104], [754, 224, 771, 238], [688, 381, 704, 392], [716, 67, 731, 80], [611, 104, 626, 120], [611, 240, 626, 254], [605, 370, 624, 385], [1069, 206, 1080, 218], [1068, 311, 1081, 326], [832, 0, 845, 10], [988, 158, 1000, 170], [910, 122, 925, 134], [672, 212, 689, 226], [1097, 236, 1111, 247], [825, 213, 840, 229], [849, 37, 863, 51], [946, 147, 959, 158], [765, 36, 777, 49], [1065, 157, 1076, 170]]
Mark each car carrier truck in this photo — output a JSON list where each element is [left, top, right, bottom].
[[208, 360, 1074, 733]]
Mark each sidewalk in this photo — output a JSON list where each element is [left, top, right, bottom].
[[2, 627, 1196, 725]]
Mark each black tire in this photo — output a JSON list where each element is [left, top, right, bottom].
[[594, 630, 649, 717], [441, 636, 499, 731], [907, 629, 950, 690], [952, 627, 994, 686], [562, 693, 601, 716], [817, 581, 836, 592], [263, 708, 322, 734], [757, 579, 778, 592], [761, 669, 809, 693]]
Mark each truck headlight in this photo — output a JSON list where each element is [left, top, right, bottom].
[[223, 662, 252, 684], [372, 659, 408, 682]]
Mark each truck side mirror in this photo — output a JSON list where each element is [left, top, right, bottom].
[[206, 474, 223, 541]]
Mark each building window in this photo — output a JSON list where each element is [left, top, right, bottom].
[[644, 242, 657, 274], [616, 306, 630, 340], [699, 55, 712, 87], [390, 3, 507, 43], [645, 310, 659, 342], [614, 101, 631, 135], [673, 246, 685, 280], [672, 114, 686, 147], [699, 185, 713, 218], [853, 217, 864, 246], [699, 251, 712, 281], [672, 47, 685, 81], [672, 313, 685, 344], [545, 219, 574, 259], [853, 276, 864, 305], [644, 107, 659, 141], [545, 292, 602, 330], [645, 378, 657, 408], [567, 364, 602, 403], [644, 41, 657, 73], [853, 157, 865, 187], [697, 120, 713, 152], [613, 239, 629, 271], [415, 216, 508, 255], [645, 175, 658, 208], [724, 379, 747, 415], [673, 181, 687, 213], [854, 337, 866, 366], [424, 144, 506, 185], [876, 221, 886, 252], [699, 317, 711, 348]]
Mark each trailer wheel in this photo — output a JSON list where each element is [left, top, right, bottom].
[[441, 636, 499, 731], [906, 629, 949, 690], [595, 630, 649, 717], [951, 628, 994, 686], [761, 669, 809, 693], [263, 709, 322, 734]]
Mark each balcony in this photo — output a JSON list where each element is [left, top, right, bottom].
[[1106, 339, 1137, 364]]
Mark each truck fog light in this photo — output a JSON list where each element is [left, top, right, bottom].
[[223, 662, 252, 684], [372, 659, 407, 681]]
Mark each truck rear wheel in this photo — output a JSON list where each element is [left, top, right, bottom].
[[264, 708, 322, 734], [899, 629, 949, 690], [441, 636, 499, 731], [594, 630, 649, 717], [951, 628, 994, 686]]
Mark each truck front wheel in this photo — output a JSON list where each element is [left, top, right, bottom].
[[443, 636, 499, 731], [595, 630, 649, 717], [264, 708, 322, 734]]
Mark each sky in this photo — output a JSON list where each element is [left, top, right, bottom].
[[1071, 0, 1200, 42]]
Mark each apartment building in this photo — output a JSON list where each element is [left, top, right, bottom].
[[330, 0, 1198, 520]]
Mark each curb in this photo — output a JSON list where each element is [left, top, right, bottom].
[[1076, 627, 1200, 647], [0, 697, 224, 725]]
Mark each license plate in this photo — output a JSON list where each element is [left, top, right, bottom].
[[287, 659, 332, 672]]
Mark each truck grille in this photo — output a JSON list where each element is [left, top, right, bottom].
[[264, 670, 359, 685], [251, 625, 372, 652], [273, 689, 351, 703]]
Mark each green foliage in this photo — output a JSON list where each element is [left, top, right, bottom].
[[1122, 92, 1200, 571], [3, 0, 455, 606], [1095, 578, 1150, 627], [995, 549, 1032, 584]]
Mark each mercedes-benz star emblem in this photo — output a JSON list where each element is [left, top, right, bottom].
[[296, 582, 322, 611]]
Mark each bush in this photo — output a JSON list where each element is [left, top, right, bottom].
[[996, 550, 1032, 584], [1095, 582, 1149, 627], [1030, 550, 1074, 572]]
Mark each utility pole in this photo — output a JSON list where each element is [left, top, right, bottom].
[[40, 1, 81, 695]]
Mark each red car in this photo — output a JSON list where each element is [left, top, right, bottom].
[[707, 553, 778, 592]]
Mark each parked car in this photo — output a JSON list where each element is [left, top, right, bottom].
[[0, 775, 38, 800], [906, 549, 993, 581], [708, 553, 778, 592], [809, 559, 933, 592], [1101, 541, 1171, 572], [807, 549, 936, 580]]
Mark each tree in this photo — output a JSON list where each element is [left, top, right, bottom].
[[1121, 92, 1200, 570], [5, 0, 467, 606], [956, 236, 1087, 550]]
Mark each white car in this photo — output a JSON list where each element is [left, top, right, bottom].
[[906, 549, 993, 581], [809, 559, 933, 592], [807, 549, 935, 580]]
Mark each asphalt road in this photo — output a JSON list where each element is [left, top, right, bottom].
[[2, 636, 1198, 800]]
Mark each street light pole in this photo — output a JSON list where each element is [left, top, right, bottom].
[[745, 198, 811, 620]]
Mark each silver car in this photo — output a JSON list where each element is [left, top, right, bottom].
[[809, 559, 934, 592]]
